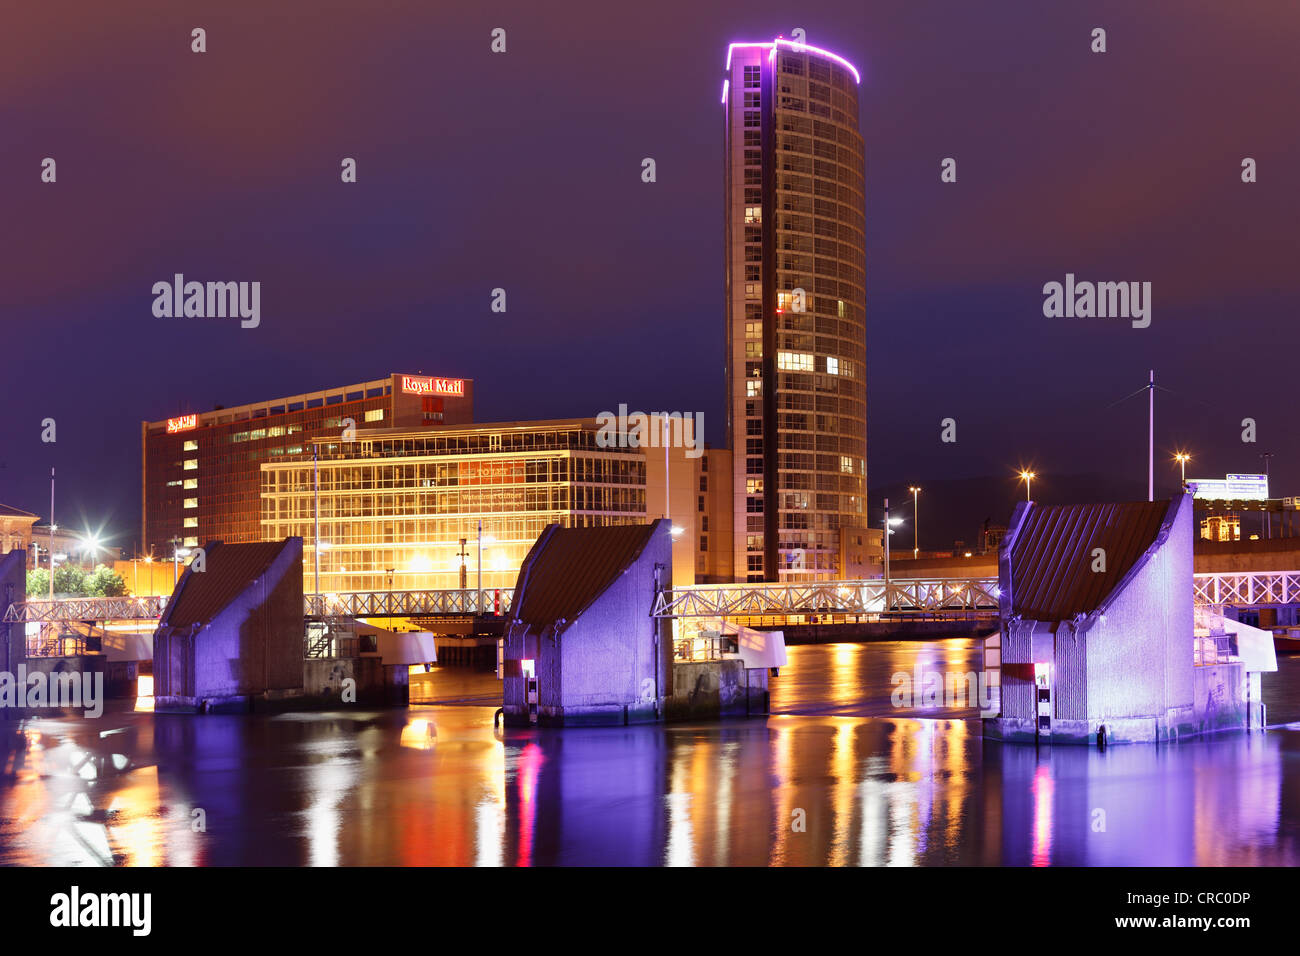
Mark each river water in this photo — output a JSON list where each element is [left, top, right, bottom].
[[1, 639, 1297, 866]]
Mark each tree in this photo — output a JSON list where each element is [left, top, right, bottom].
[[85, 565, 127, 597], [53, 565, 86, 595], [25, 563, 126, 597], [26, 568, 49, 597]]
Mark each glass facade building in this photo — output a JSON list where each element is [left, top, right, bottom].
[[259, 421, 648, 593], [141, 373, 473, 559], [723, 40, 871, 582]]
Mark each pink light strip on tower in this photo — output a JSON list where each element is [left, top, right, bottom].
[[724, 39, 861, 85]]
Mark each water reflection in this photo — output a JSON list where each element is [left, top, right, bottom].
[[0, 647, 1297, 866]]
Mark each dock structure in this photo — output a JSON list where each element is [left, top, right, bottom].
[[501, 520, 776, 727], [984, 493, 1274, 745], [153, 539, 306, 712]]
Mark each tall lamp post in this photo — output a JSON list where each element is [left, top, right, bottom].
[[908, 486, 921, 559], [1174, 452, 1190, 488], [882, 500, 903, 610], [883, 498, 890, 590], [1258, 450, 1268, 538], [1019, 470, 1036, 503], [48, 468, 55, 603]]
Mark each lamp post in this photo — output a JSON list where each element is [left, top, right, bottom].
[[48, 468, 55, 603], [1261, 452, 1274, 539], [882, 500, 903, 610], [1174, 452, 1190, 487], [313, 441, 321, 601], [476, 517, 483, 613], [1019, 470, 1036, 503], [908, 486, 921, 559], [883, 498, 890, 590]]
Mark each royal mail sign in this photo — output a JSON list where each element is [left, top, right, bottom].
[[400, 375, 465, 397], [166, 414, 198, 433]]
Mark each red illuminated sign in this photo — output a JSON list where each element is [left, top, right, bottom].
[[401, 375, 465, 397], [166, 414, 198, 433]]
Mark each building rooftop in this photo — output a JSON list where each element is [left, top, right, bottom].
[[0, 504, 39, 519], [1006, 499, 1175, 620]]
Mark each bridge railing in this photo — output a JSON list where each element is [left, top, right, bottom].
[[1193, 571, 1300, 607], [304, 588, 513, 618], [2, 595, 168, 624], [651, 577, 1000, 618], [8, 571, 1300, 625]]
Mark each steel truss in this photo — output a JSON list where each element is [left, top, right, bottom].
[[650, 577, 1000, 619], [1193, 571, 1300, 608], [304, 588, 513, 619], [2, 595, 168, 623]]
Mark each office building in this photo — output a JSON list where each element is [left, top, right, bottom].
[[141, 373, 472, 558], [259, 419, 683, 593]]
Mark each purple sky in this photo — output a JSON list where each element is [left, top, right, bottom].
[[3, 0, 1298, 552]]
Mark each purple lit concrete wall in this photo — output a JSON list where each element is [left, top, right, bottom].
[[990, 495, 1199, 743], [1083, 494, 1194, 728], [156, 539, 304, 710], [0, 550, 26, 687], [542, 525, 672, 726]]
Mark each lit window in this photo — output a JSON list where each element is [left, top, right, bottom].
[[183, 459, 198, 471], [184, 517, 198, 528], [183, 440, 198, 451], [777, 351, 814, 372], [183, 536, 198, 547], [746, 378, 762, 398], [365, 409, 384, 423], [840, 456, 855, 474], [183, 498, 198, 509], [744, 207, 761, 224], [183, 478, 198, 489], [826, 356, 839, 375]]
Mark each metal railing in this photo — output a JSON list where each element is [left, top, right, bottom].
[[1193, 571, 1300, 608], [8, 570, 1300, 627], [304, 588, 512, 619], [3, 595, 168, 623], [651, 577, 1001, 619]]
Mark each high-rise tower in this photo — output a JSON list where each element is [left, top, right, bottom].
[[723, 39, 870, 582]]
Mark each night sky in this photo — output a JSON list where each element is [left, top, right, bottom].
[[3, 0, 1298, 553]]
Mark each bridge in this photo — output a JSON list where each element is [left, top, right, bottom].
[[6, 571, 1300, 625], [650, 577, 999, 618]]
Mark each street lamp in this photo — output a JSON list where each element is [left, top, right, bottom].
[[1019, 470, 1036, 503], [1174, 452, 1190, 487], [908, 486, 921, 559], [882, 497, 904, 593]]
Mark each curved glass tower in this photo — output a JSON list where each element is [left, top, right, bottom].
[[723, 40, 869, 582]]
